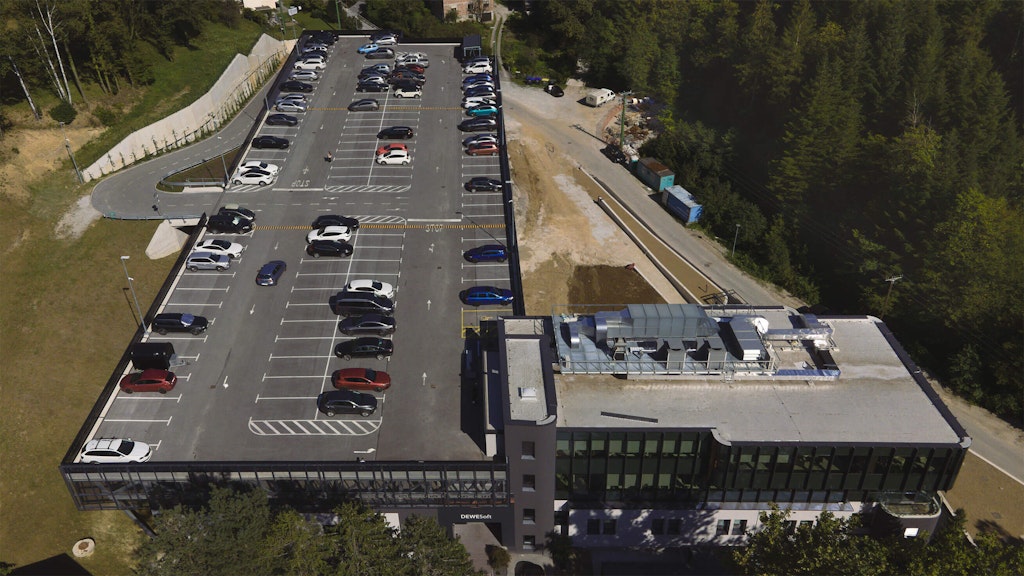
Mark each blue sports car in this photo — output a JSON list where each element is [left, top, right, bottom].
[[459, 286, 514, 306]]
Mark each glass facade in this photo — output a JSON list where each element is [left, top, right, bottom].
[[61, 461, 509, 511], [555, 429, 964, 506]]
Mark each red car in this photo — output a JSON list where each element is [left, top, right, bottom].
[[120, 369, 177, 394], [466, 142, 500, 156], [396, 63, 425, 74], [376, 143, 408, 156], [332, 368, 391, 392]]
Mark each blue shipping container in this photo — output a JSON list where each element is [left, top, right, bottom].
[[661, 185, 703, 224]]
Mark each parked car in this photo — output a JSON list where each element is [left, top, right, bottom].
[[232, 170, 273, 186], [311, 214, 359, 229], [293, 59, 325, 71], [391, 79, 422, 93], [463, 62, 492, 74], [464, 244, 509, 263], [357, 82, 389, 93], [275, 100, 307, 113], [343, 279, 396, 300], [306, 240, 354, 258], [299, 54, 326, 65], [152, 312, 209, 335], [194, 239, 243, 259], [79, 438, 152, 464], [394, 86, 422, 99], [357, 43, 380, 54], [373, 34, 398, 46], [266, 113, 298, 126], [390, 70, 425, 83], [331, 293, 395, 316], [186, 252, 230, 271], [219, 205, 255, 221], [279, 80, 313, 93], [466, 104, 498, 117], [463, 98, 496, 109], [348, 99, 380, 111], [332, 368, 391, 392], [464, 177, 502, 191], [376, 143, 408, 156], [307, 225, 352, 244], [252, 135, 290, 149], [239, 161, 280, 175], [277, 93, 308, 103], [120, 369, 177, 394], [395, 63, 425, 74], [301, 47, 328, 58], [463, 86, 496, 99], [397, 51, 427, 61], [255, 260, 287, 286], [376, 149, 410, 165], [207, 213, 253, 234], [463, 134, 498, 148], [359, 73, 389, 85], [545, 83, 565, 97], [377, 126, 414, 139], [317, 389, 377, 417], [365, 47, 394, 60], [463, 73, 494, 83], [334, 337, 394, 360], [370, 30, 400, 43], [458, 118, 498, 132], [466, 142, 500, 156], [290, 70, 320, 82], [361, 63, 391, 75], [338, 313, 396, 336], [462, 80, 495, 92], [459, 285, 514, 306]]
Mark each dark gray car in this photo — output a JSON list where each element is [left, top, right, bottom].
[[338, 314, 396, 336]]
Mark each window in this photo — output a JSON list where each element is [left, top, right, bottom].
[[523, 474, 535, 491], [523, 535, 536, 550], [716, 519, 731, 536], [522, 441, 535, 460], [587, 518, 616, 535], [667, 519, 682, 535], [732, 519, 748, 535], [587, 519, 600, 535], [651, 518, 665, 535], [523, 508, 535, 524], [800, 520, 814, 529], [603, 519, 617, 535]]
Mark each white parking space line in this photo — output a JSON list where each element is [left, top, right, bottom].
[[104, 417, 173, 425], [274, 336, 342, 341], [279, 319, 337, 323], [174, 287, 231, 292], [255, 395, 318, 401], [117, 395, 183, 402], [165, 301, 223, 307], [463, 278, 510, 283], [262, 373, 329, 378]]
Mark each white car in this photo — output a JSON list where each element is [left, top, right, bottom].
[[299, 54, 326, 65], [278, 93, 308, 103], [376, 149, 410, 165], [231, 170, 273, 186], [463, 81, 495, 92], [294, 60, 325, 71], [79, 438, 152, 464], [397, 51, 427, 61], [290, 70, 319, 82], [194, 239, 244, 259], [394, 86, 422, 99], [462, 134, 499, 148], [463, 98, 496, 109], [306, 225, 352, 244], [374, 34, 398, 46], [463, 62, 492, 74], [343, 279, 396, 300], [238, 161, 280, 175]]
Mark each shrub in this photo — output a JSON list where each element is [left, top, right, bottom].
[[48, 100, 77, 125], [94, 106, 118, 127]]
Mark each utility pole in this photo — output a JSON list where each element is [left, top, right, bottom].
[[731, 224, 741, 257], [619, 90, 633, 152], [59, 121, 83, 183], [881, 275, 902, 319]]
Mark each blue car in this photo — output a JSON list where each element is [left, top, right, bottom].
[[463, 245, 508, 263], [466, 104, 498, 117], [357, 43, 379, 54], [460, 286, 514, 306], [256, 260, 287, 286]]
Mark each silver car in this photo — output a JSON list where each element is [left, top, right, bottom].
[[290, 70, 320, 82], [186, 252, 230, 271]]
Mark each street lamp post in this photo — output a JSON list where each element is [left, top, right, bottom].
[[120, 256, 146, 333], [455, 211, 506, 248], [59, 121, 84, 183], [731, 224, 741, 257]]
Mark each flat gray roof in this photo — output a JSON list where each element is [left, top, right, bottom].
[[545, 312, 965, 446]]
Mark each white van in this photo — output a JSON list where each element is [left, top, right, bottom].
[[585, 88, 616, 107], [463, 61, 493, 74]]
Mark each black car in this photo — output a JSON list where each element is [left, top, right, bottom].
[[348, 99, 380, 111], [544, 83, 565, 97], [356, 82, 389, 93], [338, 314, 396, 336], [463, 86, 496, 98], [391, 79, 421, 92], [465, 177, 502, 192], [252, 135, 289, 149], [152, 312, 209, 335], [377, 126, 414, 140], [207, 213, 253, 234], [317, 389, 378, 417], [307, 240, 354, 258], [331, 293, 395, 316], [334, 337, 394, 360], [311, 214, 360, 229], [306, 31, 336, 45], [458, 118, 498, 132], [464, 244, 509, 263], [218, 205, 256, 222], [280, 80, 313, 93], [389, 71, 425, 84], [266, 113, 298, 126]]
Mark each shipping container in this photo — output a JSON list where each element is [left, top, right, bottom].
[[661, 185, 703, 224]]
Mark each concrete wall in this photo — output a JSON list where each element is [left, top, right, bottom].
[[81, 34, 292, 182]]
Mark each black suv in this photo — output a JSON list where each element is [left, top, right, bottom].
[[377, 126, 414, 139], [218, 205, 256, 222], [317, 389, 377, 417], [307, 240, 354, 258], [331, 293, 395, 316], [207, 213, 253, 234], [279, 80, 313, 93], [311, 214, 360, 229], [334, 337, 394, 360], [152, 313, 209, 335], [357, 82, 389, 93]]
